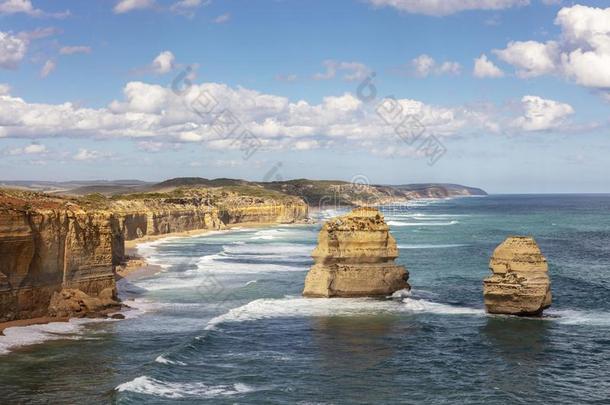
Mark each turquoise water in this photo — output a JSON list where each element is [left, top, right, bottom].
[[1, 195, 609, 403]]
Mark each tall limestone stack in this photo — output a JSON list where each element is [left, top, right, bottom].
[[303, 207, 409, 297], [483, 236, 552, 316]]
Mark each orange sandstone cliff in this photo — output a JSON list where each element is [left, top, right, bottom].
[[0, 188, 308, 322]]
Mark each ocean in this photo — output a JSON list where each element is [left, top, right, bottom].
[[1, 194, 609, 404]]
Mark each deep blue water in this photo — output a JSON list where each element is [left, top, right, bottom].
[[0, 195, 609, 404]]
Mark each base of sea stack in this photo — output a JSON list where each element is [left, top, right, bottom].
[[483, 281, 552, 316], [303, 263, 409, 298]]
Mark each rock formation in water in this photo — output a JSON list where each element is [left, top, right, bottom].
[[303, 207, 409, 297], [483, 236, 552, 316], [0, 188, 308, 323]]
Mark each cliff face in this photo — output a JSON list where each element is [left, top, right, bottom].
[[0, 189, 308, 323], [303, 207, 409, 297], [0, 206, 117, 322], [483, 236, 552, 316]]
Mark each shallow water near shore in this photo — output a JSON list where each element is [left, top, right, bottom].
[[1, 195, 609, 403]]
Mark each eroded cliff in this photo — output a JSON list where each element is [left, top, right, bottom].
[[0, 188, 308, 322]]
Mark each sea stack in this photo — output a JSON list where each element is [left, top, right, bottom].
[[483, 236, 552, 316], [303, 207, 409, 297]]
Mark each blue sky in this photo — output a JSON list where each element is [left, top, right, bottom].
[[0, 0, 609, 193]]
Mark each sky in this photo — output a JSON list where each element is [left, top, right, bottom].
[[0, 0, 609, 193]]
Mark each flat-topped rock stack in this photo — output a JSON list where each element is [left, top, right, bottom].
[[483, 236, 552, 316], [303, 207, 409, 297]]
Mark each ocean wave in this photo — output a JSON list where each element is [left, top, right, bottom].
[[222, 242, 311, 257], [116, 376, 256, 399], [204, 296, 484, 330], [397, 243, 468, 249], [0, 318, 115, 356], [545, 309, 610, 326], [155, 355, 186, 366], [387, 220, 459, 227], [193, 252, 306, 275]]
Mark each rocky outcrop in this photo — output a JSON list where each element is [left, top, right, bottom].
[[48, 288, 120, 318], [0, 188, 308, 323], [483, 236, 552, 316], [303, 207, 409, 297]]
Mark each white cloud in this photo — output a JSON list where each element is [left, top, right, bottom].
[[0, 0, 42, 16], [151, 51, 175, 74], [6, 143, 47, 155], [137, 140, 165, 152], [473, 54, 504, 78], [0, 0, 68, 17], [313, 60, 371, 82], [39, 59, 55, 78], [513, 95, 574, 131], [411, 54, 435, 77], [73, 148, 109, 161], [0, 83, 10, 95], [213, 13, 231, 24], [170, 0, 206, 15], [114, 0, 155, 14], [410, 54, 461, 77], [0, 31, 28, 69], [59, 46, 91, 55], [365, 0, 529, 16], [489, 5, 610, 93], [0, 80, 588, 155], [438, 61, 462, 75], [494, 40, 559, 78], [115, 0, 208, 15]]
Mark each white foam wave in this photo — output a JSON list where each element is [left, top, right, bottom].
[[0, 318, 110, 355], [401, 298, 484, 315], [222, 242, 311, 257], [387, 220, 459, 227], [155, 355, 186, 366], [116, 376, 256, 399], [545, 309, 610, 326], [205, 296, 483, 330], [398, 243, 468, 249]]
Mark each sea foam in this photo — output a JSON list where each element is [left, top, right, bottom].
[[116, 376, 256, 399], [204, 296, 484, 330]]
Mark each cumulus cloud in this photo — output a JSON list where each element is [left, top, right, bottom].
[[0, 31, 28, 69], [489, 5, 610, 93], [313, 60, 371, 82], [0, 80, 587, 155], [0, 0, 69, 18], [365, 0, 529, 16], [59, 46, 91, 55], [513, 95, 574, 131], [494, 40, 559, 78], [410, 54, 461, 77], [473, 54, 505, 78], [39, 59, 55, 78], [114, 0, 155, 14], [151, 51, 175, 74]]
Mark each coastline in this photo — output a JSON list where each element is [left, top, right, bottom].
[[118, 220, 308, 280], [0, 221, 303, 344]]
